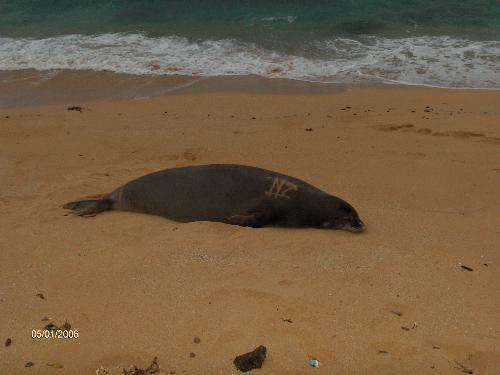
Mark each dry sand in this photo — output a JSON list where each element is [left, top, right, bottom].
[[0, 82, 499, 374]]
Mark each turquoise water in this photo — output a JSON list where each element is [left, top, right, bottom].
[[1, 0, 499, 87]]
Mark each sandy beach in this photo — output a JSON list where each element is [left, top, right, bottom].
[[1, 79, 499, 374]]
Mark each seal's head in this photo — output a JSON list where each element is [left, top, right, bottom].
[[321, 200, 366, 233]]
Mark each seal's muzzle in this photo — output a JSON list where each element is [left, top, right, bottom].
[[344, 217, 366, 233]]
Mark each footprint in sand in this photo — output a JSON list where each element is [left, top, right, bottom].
[[378, 124, 415, 131], [183, 150, 200, 161], [376, 124, 499, 143]]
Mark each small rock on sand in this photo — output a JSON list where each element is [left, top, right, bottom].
[[233, 345, 267, 372]]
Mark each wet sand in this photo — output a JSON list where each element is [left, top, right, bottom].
[[1, 78, 499, 374], [0, 70, 346, 109]]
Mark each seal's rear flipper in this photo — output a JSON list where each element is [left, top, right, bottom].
[[63, 198, 113, 217]]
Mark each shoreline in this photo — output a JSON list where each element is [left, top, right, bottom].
[[2, 69, 499, 109]]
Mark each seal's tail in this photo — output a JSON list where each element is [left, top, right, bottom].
[[63, 198, 113, 217]]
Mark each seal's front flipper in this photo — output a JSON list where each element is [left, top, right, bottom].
[[63, 198, 113, 217], [227, 208, 273, 228], [227, 214, 261, 227]]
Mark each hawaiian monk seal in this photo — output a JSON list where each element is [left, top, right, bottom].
[[64, 164, 365, 232]]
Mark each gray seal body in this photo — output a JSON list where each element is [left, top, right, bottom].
[[64, 164, 365, 232]]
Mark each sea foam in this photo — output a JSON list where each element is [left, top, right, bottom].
[[0, 33, 498, 88]]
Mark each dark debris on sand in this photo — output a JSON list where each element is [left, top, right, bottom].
[[44, 320, 71, 331], [67, 106, 83, 112], [454, 360, 473, 374], [233, 345, 267, 372], [123, 357, 160, 375]]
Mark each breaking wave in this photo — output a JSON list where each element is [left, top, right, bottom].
[[0, 33, 499, 88]]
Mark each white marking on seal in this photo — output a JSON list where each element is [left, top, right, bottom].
[[265, 177, 298, 199]]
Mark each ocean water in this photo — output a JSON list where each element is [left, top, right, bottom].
[[0, 0, 499, 88]]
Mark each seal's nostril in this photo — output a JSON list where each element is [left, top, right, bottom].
[[353, 219, 366, 232], [359, 221, 366, 231]]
